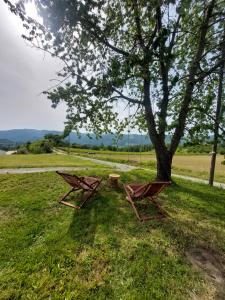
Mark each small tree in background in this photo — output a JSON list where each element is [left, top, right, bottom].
[[44, 133, 67, 147], [29, 139, 53, 154]]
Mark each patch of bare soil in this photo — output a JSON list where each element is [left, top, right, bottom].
[[186, 247, 225, 299]]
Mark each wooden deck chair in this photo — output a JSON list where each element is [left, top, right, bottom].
[[56, 171, 102, 209], [124, 181, 171, 222]]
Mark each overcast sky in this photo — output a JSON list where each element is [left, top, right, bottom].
[[0, 1, 67, 131]]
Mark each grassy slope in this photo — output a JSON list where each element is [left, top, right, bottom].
[[0, 154, 108, 169], [64, 148, 225, 183], [0, 169, 225, 299]]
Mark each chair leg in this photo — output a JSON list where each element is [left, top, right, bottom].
[[58, 188, 81, 209], [59, 188, 75, 203], [124, 185, 142, 221], [58, 179, 102, 210], [124, 185, 168, 222], [60, 200, 81, 209], [126, 196, 143, 221], [148, 197, 169, 218], [79, 179, 102, 208], [79, 190, 95, 208]]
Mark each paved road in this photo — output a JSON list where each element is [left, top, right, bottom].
[[53, 148, 136, 171], [172, 173, 225, 189], [0, 156, 135, 174], [70, 154, 136, 172], [0, 167, 90, 174]]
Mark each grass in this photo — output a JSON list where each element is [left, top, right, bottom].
[[0, 153, 109, 169], [0, 169, 225, 299], [64, 148, 225, 183], [59, 147, 154, 156]]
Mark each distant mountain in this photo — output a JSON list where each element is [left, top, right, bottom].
[[0, 138, 17, 151], [0, 129, 60, 143], [0, 129, 152, 147], [0, 138, 16, 146], [66, 132, 151, 146]]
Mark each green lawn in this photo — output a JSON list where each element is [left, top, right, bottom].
[[64, 148, 225, 183], [0, 154, 106, 169], [0, 169, 225, 299]]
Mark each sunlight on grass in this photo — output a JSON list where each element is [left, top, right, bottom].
[[67, 148, 225, 183], [0, 169, 225, 299], [0, 154, 109, 169]]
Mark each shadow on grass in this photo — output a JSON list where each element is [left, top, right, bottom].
[[67, 182, 132, 248]]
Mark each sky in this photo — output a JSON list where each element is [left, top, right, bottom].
[[0, 1, 67, 131]]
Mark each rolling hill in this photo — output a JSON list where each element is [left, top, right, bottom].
[[0, 129, 151, 147]]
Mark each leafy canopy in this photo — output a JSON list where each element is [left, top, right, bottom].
[[4, 0, 225, 142]]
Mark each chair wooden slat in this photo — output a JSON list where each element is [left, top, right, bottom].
[[124, 181, 171, 222], [56, 171, 102, 209]]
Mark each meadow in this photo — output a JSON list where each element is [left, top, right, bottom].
[[61, 148, 225, 183], [0, 153, 105, 169], [0, 168, 225, 299]]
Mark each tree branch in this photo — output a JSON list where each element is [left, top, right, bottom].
[[112, 87, 143, 105], [191, 106, 225, 136], [132, 0, 145, 49], [82, 18, 130, 57], [195, 58, 225, 82], [170, 0, 216, 155], [156, 6, 170, 140], [168, 15, 181, 54]]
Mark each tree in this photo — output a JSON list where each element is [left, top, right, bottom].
[[4, 0, 225, 180], [29, 139, 53, 154], [181, 22, 225, 185], [44, 133, 66, 147]]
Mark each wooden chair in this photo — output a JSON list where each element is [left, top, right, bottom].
[[124, 181, 171, 222], [56, 171, 102, 209]]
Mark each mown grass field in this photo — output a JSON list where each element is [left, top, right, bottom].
[[0, 168, 225, 299], [0, 153, 106, 169], [64, 148, 225, 183]]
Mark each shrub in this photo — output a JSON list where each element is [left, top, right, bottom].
[[16, 147, 29, 154], [29, 139, 53, 154]]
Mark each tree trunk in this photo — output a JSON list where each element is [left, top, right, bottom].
[[209, 150, 217, 186], [155, 150, 172, 181], [143, 76, 173, 182], [209, 25, 225, 186], [170, 0, 216, 155]]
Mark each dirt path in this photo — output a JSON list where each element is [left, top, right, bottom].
[[0, 167, 90, 174], [68, 154, 136, 172], [0, 156, 135, 174], [55, 150, 225, 189], [1, 151, 224, 189], [172, 173, 225, 189], [53, 148, 136, 171]]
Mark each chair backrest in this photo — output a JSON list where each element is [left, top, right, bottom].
[[145, 181, 171, 197], [56, 171, 83, 189], [56, 171, 94, 190], [135, 181, 171, 198]]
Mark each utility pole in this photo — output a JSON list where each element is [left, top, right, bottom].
[[209, 26, 225, 186]]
